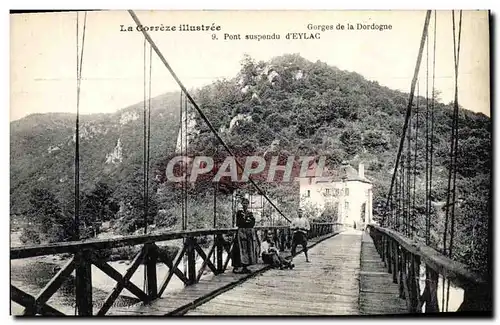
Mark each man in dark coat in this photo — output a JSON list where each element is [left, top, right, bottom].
[[232, 198, 259, 274]]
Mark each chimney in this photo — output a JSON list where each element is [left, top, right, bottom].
[[358, 163, 365, 178]]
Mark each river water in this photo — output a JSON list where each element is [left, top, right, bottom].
[[10, 250, 227, 315], [418, 264, 464, 312]]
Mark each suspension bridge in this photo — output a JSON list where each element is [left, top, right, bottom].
[[10, 10, 491, 316]]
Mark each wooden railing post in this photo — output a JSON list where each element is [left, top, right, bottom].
[[408, 253, 420, 313], [145, 243, 158, 300], [387, 238, 392, 274], [365, 224, 490, 315], [399, 250, 405, 299], [422, 267, 439, 313], [414, 255, 423, 312], [381, 233, 386, 264], [216, 234, 224, 273], [186, 237, 197, 285], [392, 241, 398, 284], [75, 250, 92, 316]]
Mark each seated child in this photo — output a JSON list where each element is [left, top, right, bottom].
[[261, 232, 294, 270]]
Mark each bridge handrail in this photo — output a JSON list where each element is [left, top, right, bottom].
[[11, 223, 344, 260], [367, 224, 486, 288], [366, 223, 491, 313], [10, 222, 344, 316]]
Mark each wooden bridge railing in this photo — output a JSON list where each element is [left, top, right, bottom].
[[11, 222, 344, 316], [366, 224, 491, 313]]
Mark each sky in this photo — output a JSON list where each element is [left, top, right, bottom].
[[10, 10, 490, 122]]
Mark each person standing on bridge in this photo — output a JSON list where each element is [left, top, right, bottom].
[[290, 208, 311, 263], [231, 198, 259, 274]]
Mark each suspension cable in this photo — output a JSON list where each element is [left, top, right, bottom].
[[429, 10, 437, 222], [184, 93, 189, 229], [143, 38, 148, 235], [75, 13, 80, 242], [183, 90, 189, 275], [406, 107, 412, 237], [74, 11, 87, 241], [382, 11, 432, 226], [428, 10, 437, 246], [449, 9, 462, 266], [74, 11, 87, 316], [128, 10, 290, 223], [402, 168, 404, 232], [178, 91, 185, 230], [146, 44, 153, 232], [425, 27, 431, 246], [445, 9, 463, 312], [412, 81, 419, 237], [400, 167, 404, 232], [395, 172, 399, 229], [400, 164, 404, 231]]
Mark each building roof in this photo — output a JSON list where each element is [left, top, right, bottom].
[[303, 161, 372, 184]]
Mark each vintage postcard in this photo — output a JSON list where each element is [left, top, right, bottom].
[[10, 10, 491, 316]]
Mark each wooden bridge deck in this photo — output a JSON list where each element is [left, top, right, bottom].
[[110, 229, 407, 316], [186, 229, 363, 316], [359, 231, 408, 315], [108, 231, 339, 316]]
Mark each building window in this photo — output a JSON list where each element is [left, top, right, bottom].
[[334, 189, 339, 196], [345, 188, 349, 196], [325, 189, 330, 195], [345, 201, 349, 210], [306, 190, 310, 197]]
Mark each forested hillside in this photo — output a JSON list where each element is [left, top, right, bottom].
[[10, 54, 491, 276], [185, 54, 491, 275]]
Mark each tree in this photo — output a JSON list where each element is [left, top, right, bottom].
[[80, 181, 119, 238], [114, 167, 159, 234], [340, 128, 363, 156], [24, 187, 74, 243], [319, 202, 339, 223], [20, 227, 40, 245]]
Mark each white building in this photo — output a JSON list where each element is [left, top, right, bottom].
[[299, 161, 373, 228]]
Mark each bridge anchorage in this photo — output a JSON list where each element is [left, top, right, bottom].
[[10, 9, 491, 317]]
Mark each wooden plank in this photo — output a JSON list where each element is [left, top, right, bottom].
[[31, 256, 75, 312], [222, 238, 235, 272], [216, 234, 224, 272], [184, 230, 359, 316], [97, 247, 145, 316], [367, 225, 487, 288], [107, 230, 343, 316], [11, 285, 65, 316], [186, 238, 197, 284], [91, 256, 149, 302], [75, 250, 93, 315], [10, 228, 235, 259], [158, 244, 187, 297], [195, 242, 217, 282], [13, 225, 341, 260], [359, 231, 407, 315], [156, 245, 189, 285], [145, 243, 158, 299]]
